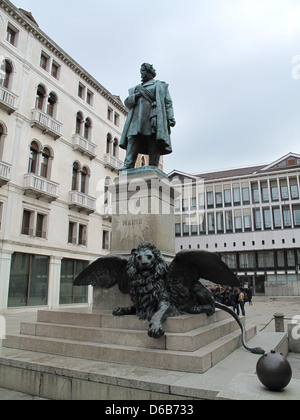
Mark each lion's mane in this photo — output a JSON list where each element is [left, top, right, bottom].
[[126, 243, 172, 321]]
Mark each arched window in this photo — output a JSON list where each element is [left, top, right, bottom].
[[106, 133, 112, 154], [0, 60, 12, 89], [84, 118, 91, 140], [76, 112, 83, 135], [72, 162, 80, 191], [80, 166, 88, 194], [28, 141, 39, 174], [35, 85, 46, 110], [113, 138, 119, 158], [40, 147, 51, 178]]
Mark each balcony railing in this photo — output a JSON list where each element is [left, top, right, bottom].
[[72, 134, 97, 159], [104, 153, 123, 171], [24, 173, 59, 202], [0, 161, 12, 186], [31, 108, 62, 139], [0, 85, 18, 114], [69, 191, 96, 214]]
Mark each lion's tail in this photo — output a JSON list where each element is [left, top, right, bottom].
[[215, 302, 265, 355]]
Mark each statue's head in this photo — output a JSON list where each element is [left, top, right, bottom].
[[140, 63, 157, 82]]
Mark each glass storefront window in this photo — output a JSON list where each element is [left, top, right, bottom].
[[257, 251, 275, 269], [8, 253, 49, 307], [59, 259, 88, 304], [239, 252, 256, 270]]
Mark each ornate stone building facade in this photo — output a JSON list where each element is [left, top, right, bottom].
[[0, 0, 127, 311]]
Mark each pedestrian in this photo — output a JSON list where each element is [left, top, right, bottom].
[[238, 288, 246, 316]]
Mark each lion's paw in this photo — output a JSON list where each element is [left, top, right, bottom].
[[113, 307, 125, 317], [148, 323, 165, 339]]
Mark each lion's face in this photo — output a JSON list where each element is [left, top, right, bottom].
[[134, 249, 156, 275], [127, 242, 169, 280]]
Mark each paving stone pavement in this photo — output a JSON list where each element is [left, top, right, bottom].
[[0, 297, 299, 400]]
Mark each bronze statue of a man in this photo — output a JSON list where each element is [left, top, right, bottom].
[[119, 63, 176, 170]]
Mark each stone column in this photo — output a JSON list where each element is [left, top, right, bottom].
[[0, 251, 13, 312], [47, 256, 62, 309]]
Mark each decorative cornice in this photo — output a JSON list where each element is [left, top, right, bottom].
[[0, 0, 128, 115]]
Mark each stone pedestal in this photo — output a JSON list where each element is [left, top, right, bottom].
[[94, 166, 176, 311], [110, 166, 176, 260]]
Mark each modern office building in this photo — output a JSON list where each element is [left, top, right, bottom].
[[169, 153, 300, 297], [0, 0, 128, 311]]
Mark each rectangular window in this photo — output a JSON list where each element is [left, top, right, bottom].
[[215, 192, 223, 208], [78, 82, 85, 99], [221, 253, 236, 269], [40, 52, 49, 71], [86, 90, 93, 106], [234, 210, 242, 232], [183, 222, 189, 236], [191, 223, 198, 236], [224, 187, 231, 207], [208, 213, 215, 234], [273, 207, 282, 229], [199, 214, 206, 235], [253, 209, 262, 230], [102, 230, 110, 250], [22, 210, 33, 236], [233, 186, 241, 206], [261, 182, 269, 202], [107, 107, 113, 121], [290, 178, 299, 200], [244, 215, 252, 231], [175, 223, 181, 237], [59, 259, 88, 305], [257, 251, 275, 269], [263, 208, 272, 230], [51, 61, 60, 79], [36, 214, 46, 238], [270, 180, 279, 201], [6, 25, 18, 46], [8, 253, 49, 307], [239, 252, 256, 269], [287, 250, 296, 268], [68, 222, 76, 244], [293, 205, 300, 227], [242, 187, 250, 205], [114, 112, 120, 127], [282, 206, 292, 228], [206, 191, 214, 208], [280, 179, 289, 200], [276, 250, 285, 269], [216, 212, 224, 233], [251, 182, 260, 203], [225, 211, 233, 232], [78, 224, 87, 246]]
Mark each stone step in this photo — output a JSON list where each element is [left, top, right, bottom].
[[36, 308, 230, 333], [3, 324, 257, 374], [0, 331, 287, 400], [20, 316, 240, 352]]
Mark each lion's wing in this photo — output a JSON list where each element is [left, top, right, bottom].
[[73, 256, 129, 293], [169, 250, 240, 287]]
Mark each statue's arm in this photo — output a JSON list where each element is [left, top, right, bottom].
[[165, 87, 176, 127], [124, 94, 138, 110]]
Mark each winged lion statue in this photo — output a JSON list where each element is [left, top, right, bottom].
[[74, 242, 264, 355]]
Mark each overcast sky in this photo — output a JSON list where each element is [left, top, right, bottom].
[[14, 0, 300, 174]]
